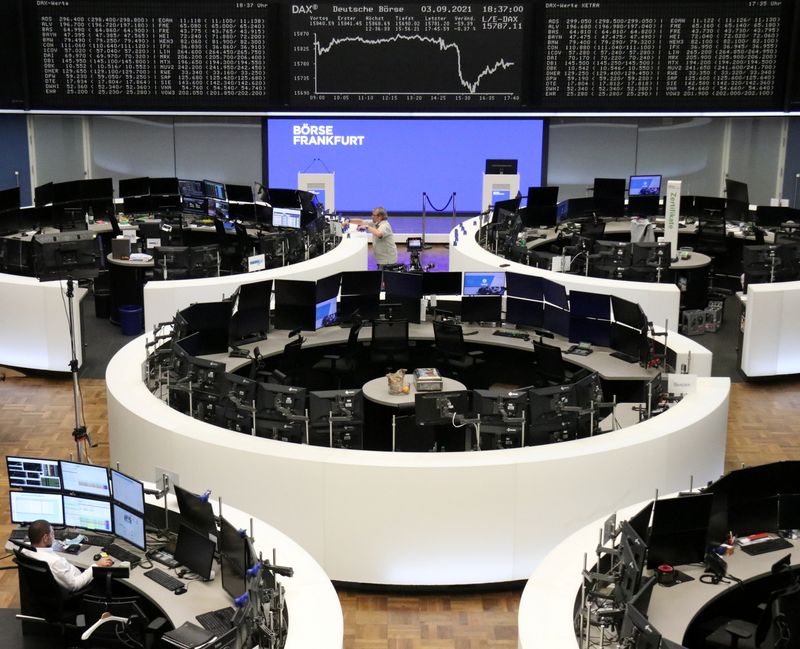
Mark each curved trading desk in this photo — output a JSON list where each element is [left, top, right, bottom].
[[740, 279, 800, 377], [143, 235, 367, 330], [451, 219, 682, 333], [519, 493, 798, 649], [108, 321, 729, 585]]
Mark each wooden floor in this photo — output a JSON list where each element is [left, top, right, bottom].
[[0, 374, 799, 647]]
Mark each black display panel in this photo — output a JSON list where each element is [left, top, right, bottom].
[[25, 0, 272, 111], [288, 2, 528, 109], [538, 0, 794, 111], [0, 0, 27, 109]]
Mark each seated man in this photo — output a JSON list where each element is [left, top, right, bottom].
[[22, 519, 113, 595]]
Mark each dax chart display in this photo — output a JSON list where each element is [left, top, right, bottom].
[[288, 3, 528, 109]]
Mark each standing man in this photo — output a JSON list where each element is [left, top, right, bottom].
[[23, 519, 113, 595], [348, 207, 397, 269]]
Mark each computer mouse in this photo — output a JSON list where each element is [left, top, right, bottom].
[[174, 587, 187, 595], [93, 553, 103, 561]]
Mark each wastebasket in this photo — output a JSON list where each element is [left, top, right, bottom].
[[118, 304, 144, 336], [94, 289, 111, 319]]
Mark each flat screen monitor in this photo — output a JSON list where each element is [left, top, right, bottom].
[[569, 317, 611, 347], [219, 517, 247, 598], [203, 180, 226, 201], [628, 502, 654, 542], [81, 178, 114, 200], [339, 294, 380, 322], [52, 180, 82, 204], [505, 296, 544, 328], [647, 493, 713, 569], [267, 188, 300, 208], [627, 195, 661, 217], [422, 272, 462, 296], [63, 494, 113, 533], [461, 295, 502, 323], [112, 503, 146, 550], [472, 389, 528, 422], [174, 485, 217, 541], [119, 177, 150, 198], [727, 495, 779, 536], [632, 242, 672, 268], [225, 184, 253, 203], [111, 469, 145, 515], [610, 323, 646, 362], [543, 304, 570, 337], [526, 186, 559, 207], [32, 232, 98, 281], [35, 182, 54, 206], [628, 175, 662, 197], [309, 389, 364, 425], [315, 297, 338, 329], [620, 603, 661, 649], [778, 493, 800, 530], [415, 391, 471, 426], [229, 279, 272, 345], [60, 460, 110, 498], [463, 272, 505, 296], [0, 186, 21, 213], [316, 273, 341, 302], [10, 491, 64, 526], [6, 456, 62, 491], [149, 177, 180, 196], [384, 271, 423, 299], [541, 278, 568, 309], [341, 270, 382, 296], [174, 522, 216, 580], [754, 206, 800, 228], [177, 301, 233, 355], [272, 207, 302, 229], [506, 272, 543, 301], [594, 177, 626, 199], [485, 159, 518, 175], [611, 296, 647, 330], [275, 277, 315, 310], [725, 178, 749, 205], [256, 384, 307, 421], [570, 291, 610, 319]]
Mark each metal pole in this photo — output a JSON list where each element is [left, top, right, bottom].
[[421, 192, 428, 248]]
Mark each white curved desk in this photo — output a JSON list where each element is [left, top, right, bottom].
[[451, 219, 682, 336], [143, 235, 368, 330], [108, 328, 728, 586], [0, 272, 87, 372], [740, 279, 800, 377]]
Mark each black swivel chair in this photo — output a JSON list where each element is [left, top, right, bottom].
[[214, 218, 240, 275], [13, 546, 87, 643], [280, 335, 306, 385], [432, 320, 484, 382], [82, 592, 167, 649], [312, 321, 363, 388], [370, 319, 410, 371], [533, 339, 568, 385]]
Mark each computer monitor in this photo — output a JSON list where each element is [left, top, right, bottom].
[[647, 493, 713, 569], [754, 206, 800, 228], [569, 316, 611, 347], [341, 270, 383, 296], [203, 180, 227, 201], [505, 296, 544, 328], [174, 522, 216, 580], [315, 297, 338, 329], [778, 493, 800, 530], [0, 186, 21, 214], [316, 273, 341, 302], [543, 304, 570, 337], [10, 491, 65, 526], [225, 184, 253, 203], [384, 271, 423, 299], [628, 175, 662, 197], [274, 279, 316, 331], [229, 279, 272, 346], [526, 186, 559, 207], [6, 456, 62, 491], [415, 391, 471, 426], [219, 517, 248, 598], [727, 495, 779, 536], [32, 232, 98, 281], [506, 272, 543, 301], [485, 159, 518, 175], [119, 177, 150, 198], [339, 294, 380, 322], [725, 178, 749, 205], [267, 188, 300, 208], [256, 383, 307, 421], [272, 207, 302, 229], [593, 178, 626, 217], [541, 278, 567, 309], [59, 460, 110, 498], [422, 272, 462, 296], [460, 295, 502, 323], [308, 389, 364, 425], [611, 296, 647, 330], [174, 484, 217, 541], [472, 389, 528, 425], [610, 323, 647, 363], [569, 291, 610, 319], [149, 177, 180, 196], [63, 495, 113, 533], [111, 470, 144, 515], [112, 503, 146, 550], [627, 501, 654, 543], [631, 242, 672, 268], [619, 603, 661, 649], [463, 272, 505, 296]]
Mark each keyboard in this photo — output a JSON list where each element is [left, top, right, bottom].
[[196, 607, 236, 635], [84, 533, 115, 547], [9, 528, 28, 541], [609, 351, 639, 364], [150, 549, 180, 569], [493, 330, 530, 341], [741, 537, 793, 556], [104, 543, 142, 567], [143, 567, 184, 591]]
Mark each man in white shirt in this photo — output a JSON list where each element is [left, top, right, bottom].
[[22, 519, 113, 595], [347, 207, 398, 269]]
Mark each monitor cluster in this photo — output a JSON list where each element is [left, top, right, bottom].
[[7, 456, 146, 550], [741, 243, 800, 289], [580, 461, 800, 648]]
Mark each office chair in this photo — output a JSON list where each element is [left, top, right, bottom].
[[13, 547, 87, 643], [370, 318, 410, 371], [312, 321, 363, 388], [704, 583, 800, 649], [82, 593, 167, 649], [533, 339, 568, 385], [432, 320, 484, 382], [214, 218, 240, 274], [280, 335, 306, 385]]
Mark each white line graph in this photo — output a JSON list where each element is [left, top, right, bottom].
[[312, 33, 516, 96]]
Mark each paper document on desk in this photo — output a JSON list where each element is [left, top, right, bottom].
[[128, 253, 153, 262]]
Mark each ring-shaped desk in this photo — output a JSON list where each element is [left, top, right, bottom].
[[108, 319, 728, 585]]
